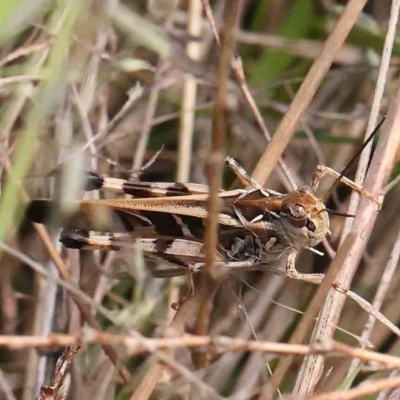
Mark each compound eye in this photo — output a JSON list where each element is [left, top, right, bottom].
[[306, 219, 316, 232], [284, 204, 307, 228], [297, 185, 314, 195]]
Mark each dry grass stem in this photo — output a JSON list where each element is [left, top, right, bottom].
[[4, 333, 400, 370], [251, 0, 368, 186], [235, 30, 365, 65], [177, 0, 202, 182], [132, 78, 161, 175], [306, 375, 400, 400], [170, 0, 203, 330], [347, 226, 400, 378], [194, 0, 239, 369]]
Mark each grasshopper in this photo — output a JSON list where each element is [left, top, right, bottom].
[[26, 156, 381, 286]]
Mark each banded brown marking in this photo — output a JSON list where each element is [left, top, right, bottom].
[[85, 172, 213, 197]]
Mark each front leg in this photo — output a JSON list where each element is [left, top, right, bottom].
[[285, 249, 324, 284]]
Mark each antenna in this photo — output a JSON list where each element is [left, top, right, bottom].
[[319, 208, 355, 218], [322, 115, 386, 203]]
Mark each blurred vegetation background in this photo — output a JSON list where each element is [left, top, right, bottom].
[[0, 0, 400, 399]]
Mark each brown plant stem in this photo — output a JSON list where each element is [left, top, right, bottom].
[[193, 0, 240, 369], [3, 333, 400, 370], [305, 375, 400, 400]]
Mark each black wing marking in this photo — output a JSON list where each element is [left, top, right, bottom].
[[85, 172, 214, 197]]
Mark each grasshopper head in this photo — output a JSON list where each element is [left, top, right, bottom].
[[280, 185, 329, 249]]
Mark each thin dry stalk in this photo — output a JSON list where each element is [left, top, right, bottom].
[[383, 172, 400, 195], [5, 333, 400, 369], [132, 79, 161, 175], [193, 0, 239, 369], [200, 0, 220, 46], [78, 25, 107, 115], [71, 83, 98, 170], [169, 0, 203, 327], [295, 0, 400, 393], [268, 233, 357, 395], [0, 41, 50, 68], [235, 279, 374, 344], [235, 30, 364, 65], [347, 226, 400, 379], [80, 84, 144, 155], [304, 375, 400, 400], [251, 0, 369, 186], [131, 6, 177, 175], [177, 0, 202, 182], [0, 75, 41, 86]]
